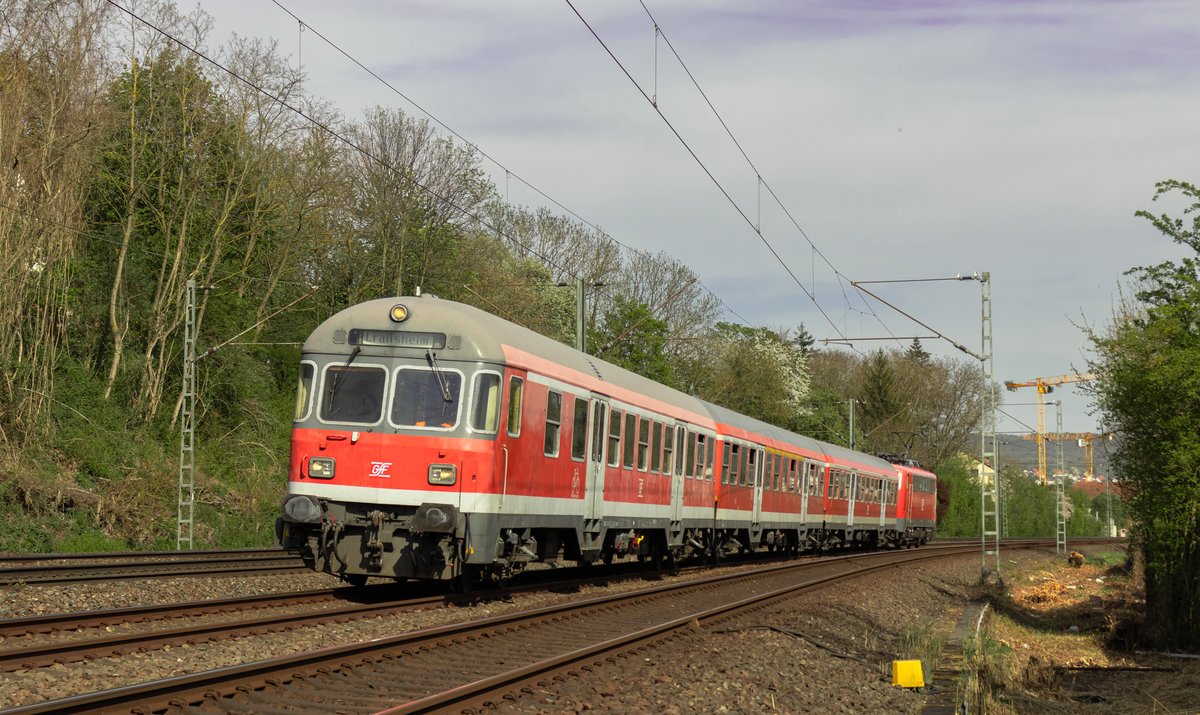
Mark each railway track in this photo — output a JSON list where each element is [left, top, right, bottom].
[[0, 550, 809, 672], [3, 540, 1074, 715], [0, 548, 306, 585]]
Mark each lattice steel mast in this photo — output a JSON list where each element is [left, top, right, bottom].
[[177, 279, 196, 550]]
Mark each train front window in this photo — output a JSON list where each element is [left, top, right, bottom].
[[470, 372, 501, 433], [391, 367, 463, 429], [294, 363, 314, 421], [320, 364, 386, 424]]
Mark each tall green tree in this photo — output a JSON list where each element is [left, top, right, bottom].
[[905, 338, 931, 363], [935, 456, 979, 536], [591, 296, 676, 387], [1088, 179, 1200, 648], [689, 323, 810, 429], [859, 350, 904, 452]]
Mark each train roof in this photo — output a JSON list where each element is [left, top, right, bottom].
[[304, 295, 714, 424], [306, 296, 912, 475], [702, 400, 896, 473]]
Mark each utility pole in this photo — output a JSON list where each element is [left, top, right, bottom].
[[846, 272, 998, 579], [1106, 473, 1115, 537], [575, 276, 586, 352], [1055, 400, 1067, 555], [978, 272, 1001, 581], [178, 279, 196, 550], [848, 398, 856, 451]]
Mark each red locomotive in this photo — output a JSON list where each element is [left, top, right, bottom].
[[277, 296, 937, 586]]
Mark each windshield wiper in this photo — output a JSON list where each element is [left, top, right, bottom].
[[426, 349, 453, 402], [325, 346, 362, 416]]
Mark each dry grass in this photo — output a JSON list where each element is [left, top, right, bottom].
[[983, 549, 1200, 713]]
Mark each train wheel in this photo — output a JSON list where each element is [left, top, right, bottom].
[[666, 548, 681, 576], [454, 564, 485, 594]]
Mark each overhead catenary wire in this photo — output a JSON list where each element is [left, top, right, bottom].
[[564, 0, 849, 341], [626, 2, 903, 349], [264, 0, 760, 334]]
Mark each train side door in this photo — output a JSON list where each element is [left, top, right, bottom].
[[798, 459, 810, 523], [668, 424, 685, 524], [879, 477, 889, 528], [751, 447, 765, 528], [585, 397, 609, 522], [903, 472, 913, 524], [847, 470, 858, 528]]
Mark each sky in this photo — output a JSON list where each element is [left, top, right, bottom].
[[197, 0, 1200, 434]]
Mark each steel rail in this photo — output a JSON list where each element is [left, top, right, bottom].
[[0, 553, 306, 585], [2, 542, 1015, 715], [0, 550, 791, 670], [0, 548, 286, 564]]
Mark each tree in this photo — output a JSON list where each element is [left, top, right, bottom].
[[591, 297, 676, 387], [1001, 468, 1056, 537], [338, 105, 491, 304], [859, 350, 904, 452], [905, 338, 930, 363], [690, 323, 810, 428], [1088, 179, 1200, 648], [935, 456, 979, 536], [794, 324, 816, 355], [0, 0, 108, 440]]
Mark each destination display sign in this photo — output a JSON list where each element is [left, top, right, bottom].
[[349, 329, 447, 350]]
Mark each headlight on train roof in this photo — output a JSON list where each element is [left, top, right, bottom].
[[308, 457, 335, 479], [282, 494, 322, 523], [428, 464, 456, 486], [390, 304, 409, 322]]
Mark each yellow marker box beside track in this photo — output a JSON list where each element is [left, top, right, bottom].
[[891, 660, 925, 688]]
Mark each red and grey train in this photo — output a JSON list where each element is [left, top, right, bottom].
[[276, 296, 937, 586]]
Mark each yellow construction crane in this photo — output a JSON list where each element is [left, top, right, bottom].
[[1019, 431, 1113, 481], [1004, 373, 1096, 483]]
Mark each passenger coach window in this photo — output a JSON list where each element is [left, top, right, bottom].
[[721, 443, 732, 484], [392, 367, 463, 429], [623, 413, 637, 469], [469, 373, 500, 433], [698, 434, 710, 480], [608, 410, 622, 467], [506, 377, 523, 437], [591, 402, 607, 462], [705, 437, 714, 480], [662, 427, 675, 475], [544, 391, 562, 456], [320, 364, 386, 424], [571, 397, 588, 461], [650, 423, 663, 473], [686, 431, 698, 477], [675, 427, 686, 475], [637, 419, 650, 471], [294, 363, 314, 421]]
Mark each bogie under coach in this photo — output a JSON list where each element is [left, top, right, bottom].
[[277, 296, 937, 586]]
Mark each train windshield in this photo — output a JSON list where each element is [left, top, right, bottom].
[[320, 365, 386, 424], [391, 367, 462, 429]]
